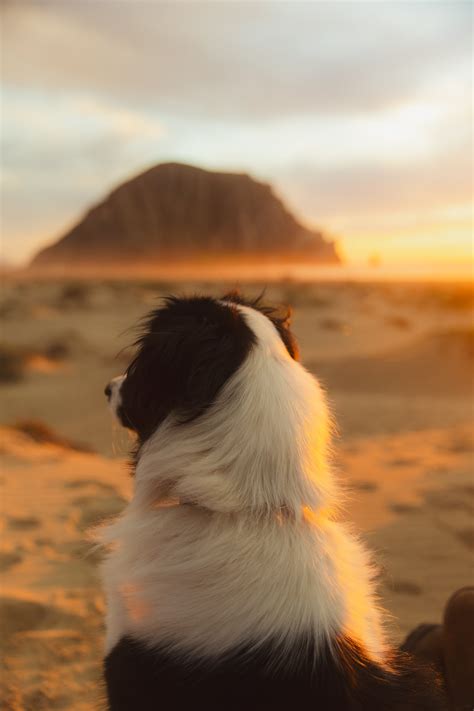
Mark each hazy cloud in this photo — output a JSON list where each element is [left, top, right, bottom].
[[1, 0, 472, 265], [3, 1, 471, 118]]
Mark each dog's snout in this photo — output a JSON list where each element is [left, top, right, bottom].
[[105, 375, 126, 413]]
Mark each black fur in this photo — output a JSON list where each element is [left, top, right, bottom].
[[222, 290, 300, 361], [106, 294, 445, 710], [118, 293, 298, 444], [118, 296, 256, 443], [105, 635, 445, 711]]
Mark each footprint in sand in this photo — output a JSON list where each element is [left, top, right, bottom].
[[455, 527, 474, 550], [71, 494, 126, 530], [64, 478, 118, 494], [35, 536, 53, 547], [440, 436, 474, 454], [389, 502, 419, 514], [21, 687, 69, 711], [425, 489, 473, 513], [0, 551, 23, 572], [10, 628, 89, 666], [388, 580, 423, 596], [55, 539, 103, 565], [0, 596, 82, 641], [352, 480, 378, 492], [7, 516, 41, 530], [388, 457, 419, 467]]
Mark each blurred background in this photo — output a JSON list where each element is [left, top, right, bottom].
[[2, 0, 473, 275], [1, 2, 473, 710]]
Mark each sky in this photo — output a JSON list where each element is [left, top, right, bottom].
[[1, 0, 473, 269]]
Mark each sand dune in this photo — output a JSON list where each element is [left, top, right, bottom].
[[1, 279, 472, 452], [337, 425, 474, 637], [1, 423, 472, 708], [315, 327, 474, 398], [0, 427, 131, 710], [0, 278, 472, 709]]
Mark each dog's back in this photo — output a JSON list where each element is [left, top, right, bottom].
[[102, 295, 444, 710]]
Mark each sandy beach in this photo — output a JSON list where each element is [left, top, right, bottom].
[[1, 278, 473, 709]]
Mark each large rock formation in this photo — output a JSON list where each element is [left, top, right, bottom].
[[31, 163, 340, 266]]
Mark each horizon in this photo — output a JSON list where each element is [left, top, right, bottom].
[[2, 1, 473, 271]]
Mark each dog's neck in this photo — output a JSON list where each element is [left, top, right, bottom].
[[101, 488, 388, 666], [178, 498, 306, 528]]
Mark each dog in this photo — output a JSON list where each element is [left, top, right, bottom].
[[101, 293, 443, 710]]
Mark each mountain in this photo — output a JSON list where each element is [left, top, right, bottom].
[[31, 163, 340, 267]]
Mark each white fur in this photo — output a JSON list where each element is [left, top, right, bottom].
[[107, 375, 126, 418], [101, 304, 388, 665]]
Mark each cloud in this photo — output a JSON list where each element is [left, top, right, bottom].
[[1, 1, 472, 265], [277, 133, 472, 226], [1, 89, 167, 262], [273, 138, 473, 265], [3, 1, 472, 119], [68, 98, 165, 141], [2, 89, 166, 193]]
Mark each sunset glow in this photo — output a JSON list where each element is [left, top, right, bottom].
[[1, 1, 472, 274]]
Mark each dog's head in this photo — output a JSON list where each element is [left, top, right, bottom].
[[105, 293, 298, 445], [105, 292, 331, 513]]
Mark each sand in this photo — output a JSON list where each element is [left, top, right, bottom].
[[0, 278, 473, 709]]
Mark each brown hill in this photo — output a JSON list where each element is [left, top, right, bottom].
[[31, 163, 340, 267]]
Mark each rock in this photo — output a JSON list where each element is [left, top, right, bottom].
[[31, 163, 340, 267]]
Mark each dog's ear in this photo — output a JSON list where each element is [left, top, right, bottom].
[[222, 291, 299, 361], [120, 297, 255, 439], [267, 306, 299, 361]]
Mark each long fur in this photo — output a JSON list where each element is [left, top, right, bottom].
[[100, 295, 444, 710]]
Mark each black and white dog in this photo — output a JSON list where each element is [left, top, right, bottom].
[[102, 293, 443, 710]]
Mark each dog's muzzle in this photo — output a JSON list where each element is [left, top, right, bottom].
[[104, 375, 126, 418]]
